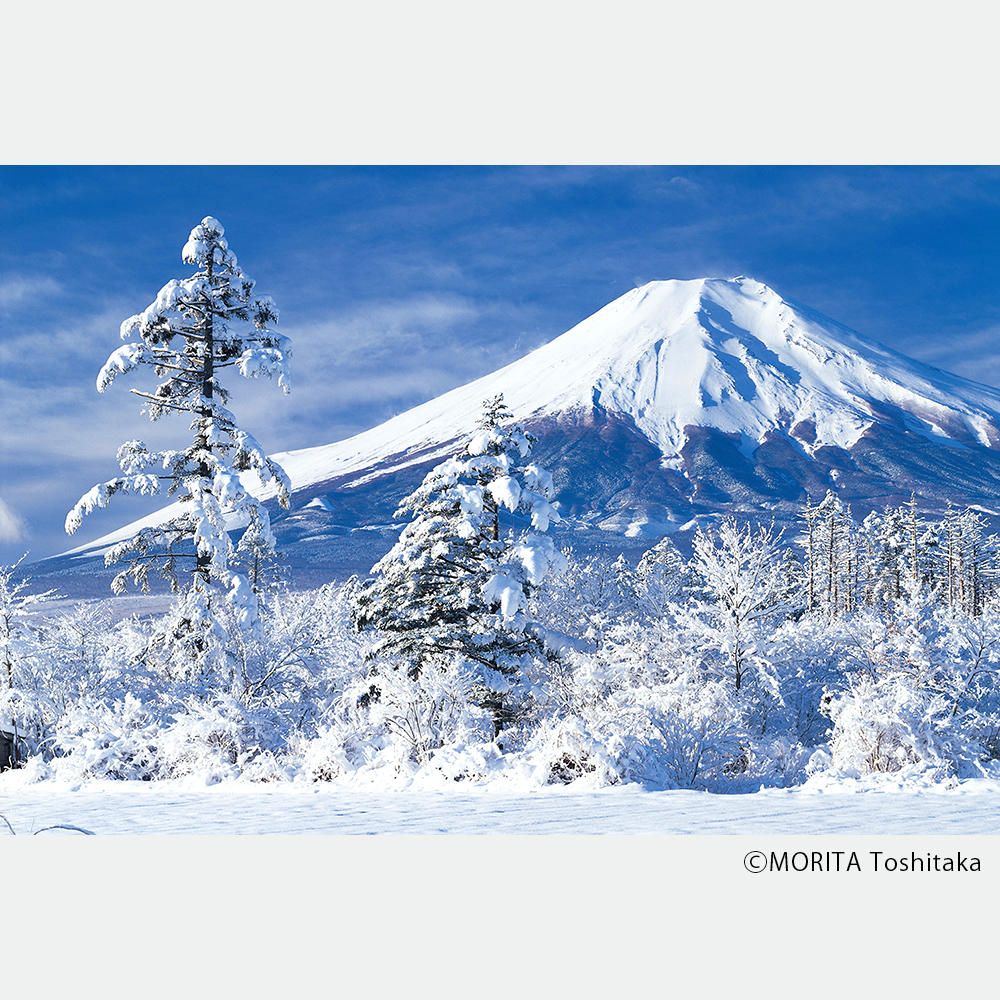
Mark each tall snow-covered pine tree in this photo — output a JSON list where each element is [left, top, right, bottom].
[[65, 217, 291, 664]]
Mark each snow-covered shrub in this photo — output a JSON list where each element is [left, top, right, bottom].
[[0, 558, 59, 761], [1, 594, 165, 764], [937, 604, 1000, 759], [521, 715, 623, 786], [297, 658, 496, 783], [536, 588, 823, 790], [367, 664, 493, 770], [631, 674, 747, 789], [823, 670, 981, 779], [820, 579, 996, 780], [222, 583, 364, 714], [48, 693, 294, 784], [24, 582, 370, 783], [294, 722, 364, 783], [527, 620, 760, 789], [768, 615, 853, 747], [157, 696, 276, 782], [50, 695, 165, 781]]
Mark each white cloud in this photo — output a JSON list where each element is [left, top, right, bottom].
[[0, 275, 62, 309], [0, 498, 26, 543], [313, 293, 482, 356], [908, 325, 1000, 390]]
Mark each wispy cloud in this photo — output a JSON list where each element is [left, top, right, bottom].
[[327, 294, 481, 352], [227, 292, 533, 446], [0, 274, 62, 309], [0, 499, 26, 544], [908, 324, 1000, 387]]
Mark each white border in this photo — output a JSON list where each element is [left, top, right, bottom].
[[3, 0, 998, 987], [3, 1, 998, 164]]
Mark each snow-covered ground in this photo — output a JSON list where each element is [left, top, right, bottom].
[[2, 779, 999, 834]]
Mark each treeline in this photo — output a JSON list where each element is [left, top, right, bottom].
[[5, 482, 1000, 790], [799, 492, 999, 617]]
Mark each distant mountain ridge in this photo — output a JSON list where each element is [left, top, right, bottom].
[[41, 276, 1000, 590]]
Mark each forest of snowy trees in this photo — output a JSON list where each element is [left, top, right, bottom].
[[3, 217, 1000, 791], [5, 455, 1000, 789]]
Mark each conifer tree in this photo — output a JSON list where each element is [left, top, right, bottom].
[[800, 496, 818, 613], [779, 546, 806, 616], [352, 395, 565, 735], [65, 217, 291, 663], [801, 491, 856, 618], [861, 505, 908, 607], [952, 508, 999, 615], [635, 535, 685, 613]]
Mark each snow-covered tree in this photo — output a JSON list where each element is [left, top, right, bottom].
[[536, 546, 664, 648], [821, 575, 986, 778], [778, 545, 807, 616], [809, 491, 857, 616], [233, 503, 285, 594], [950, 508, 1000, 616], [535, 548, 619, 647], [681, 518, 789, 695], [65, 217, 291, 667], [861, 504, 909, 608], [0, 557, 55, 693], [0, 557, 60, 764], [352, 394, 565, 735], [635, 535, 686, 614]]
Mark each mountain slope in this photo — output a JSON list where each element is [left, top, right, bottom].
[[269, 276, 1000, 490], [47, 276, 1000, 585]]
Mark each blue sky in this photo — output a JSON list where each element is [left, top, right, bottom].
[[3, 165, 1000, 561]]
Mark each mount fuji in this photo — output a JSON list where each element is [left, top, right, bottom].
[[39, 276, 1000, 590]]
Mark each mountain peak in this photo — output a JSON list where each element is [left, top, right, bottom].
[[254, 275, 1000, 498], [632, 274, 773, 300]]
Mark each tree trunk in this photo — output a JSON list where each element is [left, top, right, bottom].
[[946, 505, 954, 612], [195, 253, 215, 590], [958, 522, 965, 612], [827, 510, 835, 618], [806, 502, 815, 613]]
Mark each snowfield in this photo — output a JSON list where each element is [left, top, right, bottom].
[[2, 778, 999, 835]]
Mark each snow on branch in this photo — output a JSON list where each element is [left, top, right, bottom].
[[65, 475, 161, 535], [97, 343, 151, 391]]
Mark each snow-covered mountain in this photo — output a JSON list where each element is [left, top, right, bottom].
[[43, 276, 1000, 587]]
